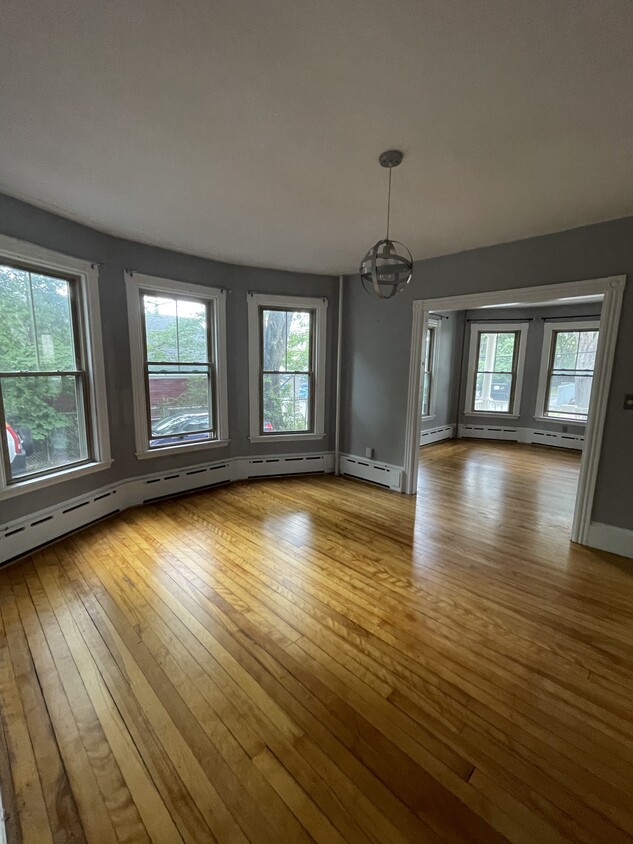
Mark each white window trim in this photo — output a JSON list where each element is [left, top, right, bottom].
[[534, 319, 600, 426], [421, 317, 440, 420], [125, 271, 229, 459], [463, 322, 529, 418], [0, 234, 112, 499], [247, 293, 328, 443]]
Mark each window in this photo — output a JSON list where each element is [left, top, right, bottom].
[[420, 319, 439, 418], [535, 321, 600, 423], [126, 273, 228, 458], [464, 322, 528, 416], [0, 235, 110, 496], [248, 294, 327, 442]]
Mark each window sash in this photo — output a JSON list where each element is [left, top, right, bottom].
[[0, 267, 93, 484], [140, 292, 217, 449], [471, 330, 520, 413], [543, 329, 597, 421], [421, 325, 436, 417], [259, 307, 315, 435]]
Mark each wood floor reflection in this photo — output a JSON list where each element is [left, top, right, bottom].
[[1, 440, 632, 843]]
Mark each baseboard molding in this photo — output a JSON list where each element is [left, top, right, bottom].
[[586, 522, 633, 560], [458, 424, 584, 450], [0, 450, 334, 565], [339, 454, 403, 491], [419, 424, 455, 447]]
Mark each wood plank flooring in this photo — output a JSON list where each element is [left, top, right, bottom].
[[1, 439, 633, 843]]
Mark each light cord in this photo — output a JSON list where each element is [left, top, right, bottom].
[[386, 166, 392, 242]]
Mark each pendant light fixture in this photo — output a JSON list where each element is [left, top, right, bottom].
[[359, 149, 413, 299]]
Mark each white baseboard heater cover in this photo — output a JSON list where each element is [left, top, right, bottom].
[[339, 454, 402, 491], [458, 424, 584, 450], [419, 424, 455, 446], [0, 450, 334, 565]]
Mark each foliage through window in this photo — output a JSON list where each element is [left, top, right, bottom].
[[141, 292, 216, 448], [468, 328, 524, 414], [0, 262, 91, 483], [543, 327, 599, 422], [260, 308, 313, 434]]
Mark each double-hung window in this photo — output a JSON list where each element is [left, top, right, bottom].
[[247, 294, 327, 441], [0, 235, 110, 496], [465, 322, 528, 416], [535, 321, 599, 423], [420, 318, 440, 418], [126, 273, 228, 458]]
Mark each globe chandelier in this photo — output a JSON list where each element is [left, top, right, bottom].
[[359, 150, 413, 299]]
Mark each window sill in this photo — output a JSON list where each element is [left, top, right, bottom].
[[533, 416, 586, 427], [463, 412, 520, 419], [0, 459, 113, 500], [248, 432, 326, 443], [136, 439, 230, 460], [421, 414, 436, 421]]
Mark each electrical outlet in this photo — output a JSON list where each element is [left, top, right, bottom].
[[624, 394, 633, 410], [365, 447, 374, 459]]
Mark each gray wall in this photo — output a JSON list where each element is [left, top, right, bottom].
[[457, 303, 602, 431], [421, 311, 464, 431], [341, 216, 633, 531], [0, 194, 338, 523]]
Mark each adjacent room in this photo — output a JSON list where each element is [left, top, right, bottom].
[[1, 3, 632, 843]]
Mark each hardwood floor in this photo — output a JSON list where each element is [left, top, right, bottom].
[[1, 440, 633, 843]]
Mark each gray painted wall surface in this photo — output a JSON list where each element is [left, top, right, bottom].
[[342, 216, 633, 531], [420, 311, 464, 431], [0, 194, 338, 523], [457, 303, 602, 431]]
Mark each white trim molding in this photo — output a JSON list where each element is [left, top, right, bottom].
[[403, 275, 626, 550], [586, 523, 633, 560], [0, 234, 111, 496], [125, 271, 229, 459], [247, 292, 328, 443], [0, 449, 334, 565]]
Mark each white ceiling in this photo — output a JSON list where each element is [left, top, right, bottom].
[[2, 1, 633, 276]]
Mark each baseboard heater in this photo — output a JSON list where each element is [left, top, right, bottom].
[[458, 424, 584, 450], [0, 450, 334, 566], [419, 424, 455, 446], [339, 454, 402, 491]]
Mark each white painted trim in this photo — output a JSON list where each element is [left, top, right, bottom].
[[464, 321, 529, 416], [403, 276, 625, 550], [419, 424, 454, 446], [0, 234, 111, 494], [339, 453, 403, 491], [586, 522, 633, 560], [247, 292, 328, 442], [534, 319, 600, 424], [125, 271, 229, 459], [0, 449, 334, 565]]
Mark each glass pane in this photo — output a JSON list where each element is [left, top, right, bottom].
[[424, 328, 433, 370], [262, 373, 310, 432], [143, 294, 209, 363], [2, 375, 88, 480], [0, 265, 75, 372], [421, 372, 431, 417], [148, 370, 211, 443], [473, 372, 512, 413], [476, 332, 516, 375], [553, 331, 579, 370], [31, 273, 76, 370], [262, 310, 311, 372], [546, 374, 593, 421]]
